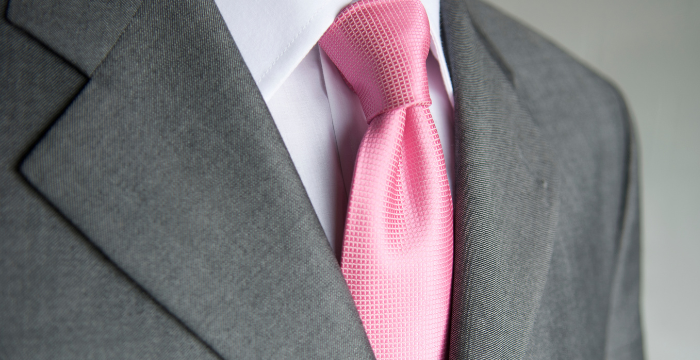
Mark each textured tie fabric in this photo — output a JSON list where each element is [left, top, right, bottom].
[[319, 1, 454, 358]]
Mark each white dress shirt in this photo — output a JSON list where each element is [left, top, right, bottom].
[[214, 0, 454, 256]]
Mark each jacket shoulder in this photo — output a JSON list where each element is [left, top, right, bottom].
[[468, 0, 631, 138], [467, 1, 634, 200]]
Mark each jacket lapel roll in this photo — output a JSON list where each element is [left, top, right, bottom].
[[442, 0, 561, 358], [18, 0, 374, 359]]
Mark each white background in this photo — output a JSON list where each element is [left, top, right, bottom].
[[484, 0, 700, 358]]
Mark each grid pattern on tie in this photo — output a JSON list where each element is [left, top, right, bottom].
[[320, 1, 453, 359], [319, 0, 432, 121]]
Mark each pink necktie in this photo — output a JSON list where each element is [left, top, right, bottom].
[[320, 1, 453, 358]]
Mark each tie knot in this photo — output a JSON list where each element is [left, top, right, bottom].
[[320, 0, 432, 121]]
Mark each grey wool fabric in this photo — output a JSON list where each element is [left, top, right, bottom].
[[0, 0, 643, 359]]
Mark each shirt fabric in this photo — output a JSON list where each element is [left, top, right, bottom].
[[213, 0, 454, 255]]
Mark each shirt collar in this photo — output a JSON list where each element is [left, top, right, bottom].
[[215, 0, 453, 104]]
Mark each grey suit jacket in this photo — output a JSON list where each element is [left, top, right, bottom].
[[0, 0, 643, 358]]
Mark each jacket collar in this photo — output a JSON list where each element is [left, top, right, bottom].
[[6, 0, 142, 75]]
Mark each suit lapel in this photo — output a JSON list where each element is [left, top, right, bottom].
[[442, 0, 560, 358], [17, 0, 374, 359], [7, 0, 143, 75]]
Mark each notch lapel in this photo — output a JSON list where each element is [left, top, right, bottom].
[[442, 0, 561, 358], [18, 0, 374, 359], [7, 0, 143, 75]]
